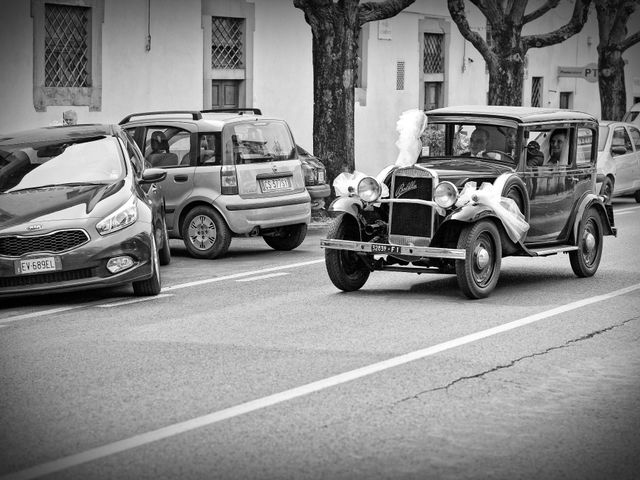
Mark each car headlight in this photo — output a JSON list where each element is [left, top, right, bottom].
[[434, 181, 458, 208], [96, 196, 138, 235], [357, 176, 381, 202]]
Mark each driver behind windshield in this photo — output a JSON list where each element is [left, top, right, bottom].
[[461, 128, 490, 157]]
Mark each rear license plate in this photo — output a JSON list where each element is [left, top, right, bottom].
[[260, 176, 292, 192], [371, 244, 401, 254], [16, 256, 60, 274]]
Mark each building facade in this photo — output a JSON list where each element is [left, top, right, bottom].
[[1, 0, 639, 175]]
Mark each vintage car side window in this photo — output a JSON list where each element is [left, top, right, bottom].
[[576, 128, 594, 166], [628, 126, 640, 151], [612, 127, 632, 155]]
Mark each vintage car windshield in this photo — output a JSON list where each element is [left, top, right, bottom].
[[420, 122, 517, 162], [0, 136, 124, 193], [222, 120, 296, 164]]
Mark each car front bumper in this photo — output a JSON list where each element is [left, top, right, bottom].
[[320, 238, 466, 260], [0, 224, 155, 297]]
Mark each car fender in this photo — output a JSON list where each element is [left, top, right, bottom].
[[327, 196, 364, 221], [572, 194, 615, 242]]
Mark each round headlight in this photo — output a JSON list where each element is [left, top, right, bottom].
[[434, 181, 458, 208], [357, 177, 382, 202]]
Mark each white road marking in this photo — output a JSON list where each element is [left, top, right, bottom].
[[615, 205, 640, 215], [0, 306, 79, 324], [0, 259, 324, 324], [236, 272, 289, 282], [97, 294, 174, 308], [4, 282, 639, 480], [162, 259, 322, 291]]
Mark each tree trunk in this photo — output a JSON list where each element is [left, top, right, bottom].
[[311, 16, 358, 188], [486, 39, 525, 106], [598, 47, 627, 120]]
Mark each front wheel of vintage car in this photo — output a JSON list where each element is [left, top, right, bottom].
[[263, 223, 308, 251], [569, 208, 603, 277], [133, 236, 161, 296], [455, 220, 502, 299], [182, 206, 232, 259], [325, 215, 370, 291]]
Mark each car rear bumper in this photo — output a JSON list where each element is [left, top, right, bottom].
[[0, 225, 155, 297], [219, 192, 312, 233]]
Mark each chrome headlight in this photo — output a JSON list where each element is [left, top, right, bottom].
[[434, 181, 458, 208], [357, 176, 382, 202], [96, 196, 138, 235]]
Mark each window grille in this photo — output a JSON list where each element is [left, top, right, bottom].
[[396, 61, 405, 90], [531, 77, 542, 107], [423, 33, 443, 74], [44, 4, 90, 87], [212, 17, 244, 69]]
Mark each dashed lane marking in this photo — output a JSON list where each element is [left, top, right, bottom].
[[97, 294, 174, 308], [236, 272, 289, 282], [4, 282, 640, 480], [0, 259, 324, 324]]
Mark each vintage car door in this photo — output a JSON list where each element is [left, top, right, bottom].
[[523, 126, 578, 243]]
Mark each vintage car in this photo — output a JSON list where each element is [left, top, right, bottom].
[[320, 106, 616, 299]]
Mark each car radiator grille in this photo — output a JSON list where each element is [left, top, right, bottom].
[[0, 268, 95, 288], [389, 167, 434, 246], [0, 230, 90, 256]]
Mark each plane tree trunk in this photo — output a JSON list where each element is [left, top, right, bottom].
[[448, 0, 592, 106], [596, 0, 640, 120], [293, 0, 415, 189]]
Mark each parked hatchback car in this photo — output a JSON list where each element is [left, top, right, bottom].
[[296, 145, 331, 211], [120, 109, 311, 259], [321, 106, 616, 299], [0, 124, 170, 297], [596, 120, 640, 203]]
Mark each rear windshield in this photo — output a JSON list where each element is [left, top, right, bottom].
[[222, 120, 296, 165]]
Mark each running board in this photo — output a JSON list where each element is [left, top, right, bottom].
[[525, 245, 579, 257]]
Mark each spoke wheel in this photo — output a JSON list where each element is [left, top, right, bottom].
[[455, 220, 502, 299], [325, 215, 370, 291], [182, 206, 231, 259], [569, 208, 603, 277]]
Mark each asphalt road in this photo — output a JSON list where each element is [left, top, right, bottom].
[[1, 198, 640, 480]]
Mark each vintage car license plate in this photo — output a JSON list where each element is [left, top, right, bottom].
[[260, 176, 292, 192], [16, 256, 60, 274], [371, 244, 401, 253]]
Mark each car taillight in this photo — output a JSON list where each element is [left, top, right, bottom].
[[303, 165, 315, 185], [221, 165, 238, 194], [317, 168, 325, 184]]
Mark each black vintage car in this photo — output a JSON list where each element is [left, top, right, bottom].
[[320, 106, 616, 299]]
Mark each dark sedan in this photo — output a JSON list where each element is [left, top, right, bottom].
[[0, 124, 170, 297]]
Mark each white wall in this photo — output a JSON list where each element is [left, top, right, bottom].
[[1, 0, 638, 175]]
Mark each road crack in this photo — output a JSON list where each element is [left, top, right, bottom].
[[395, 317, 638, 404]]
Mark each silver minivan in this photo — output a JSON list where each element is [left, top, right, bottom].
[[121, 109, 311, 259]]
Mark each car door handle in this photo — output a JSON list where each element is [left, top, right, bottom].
[[173, 175, 189, 182]]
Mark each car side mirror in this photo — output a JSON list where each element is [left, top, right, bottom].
[[141, 167, 167, 184], [611, 145, 627, 155]]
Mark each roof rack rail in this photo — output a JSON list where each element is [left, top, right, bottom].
[[119, 110, 203, 125], [201, 108, 262, 115]]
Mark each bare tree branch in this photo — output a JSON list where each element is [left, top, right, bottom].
[[522, 0, 591, 50], [448, 0, 495, 61], [357, 0, 415, 26], [523, 0, 560, 24], [620, 30, 640, 51]]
